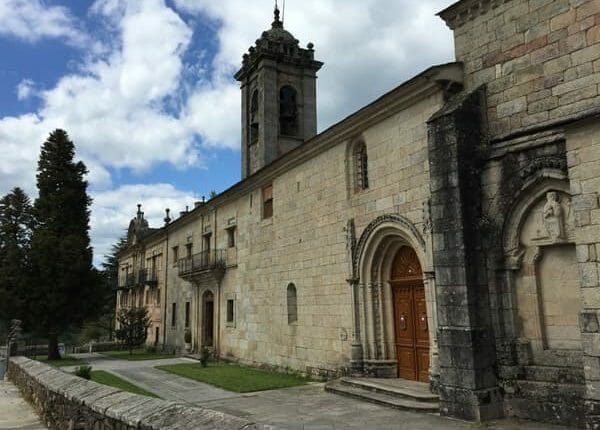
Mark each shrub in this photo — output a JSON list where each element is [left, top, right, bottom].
[[145, 345, 157, 354], [75, 365, 92, 380], [200, 346, 210, 367], [115, 307, 151, 353]]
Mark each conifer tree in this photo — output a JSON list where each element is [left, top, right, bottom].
[[0, 188, 34, 337], [28, 129, 102, 359], [96, 235, 128, 339]]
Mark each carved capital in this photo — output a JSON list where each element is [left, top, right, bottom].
[[504, 247, 525, 270]]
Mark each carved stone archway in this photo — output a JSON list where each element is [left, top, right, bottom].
[[348, 214, 438, 381]]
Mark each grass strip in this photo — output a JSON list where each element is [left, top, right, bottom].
[[156, 362, 311, 393], [90, 370, 159, 398], [100, 349, 175, 361]]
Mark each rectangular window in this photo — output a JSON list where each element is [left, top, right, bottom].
[[202, 234, 210, 252], [354, 144, 369, 191], [171, 303, 177, 327], [262, 184, 273, 219], [156, 288, 161, 305], [185, 301, 190, 328], [172, 246, 179, 263], [227, 227, 236, 248], [226, 299, 234, 323], [145, 290, 149, 305], [185, 243, 193, 258]]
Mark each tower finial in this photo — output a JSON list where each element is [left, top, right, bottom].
[[272, 1, 282, 28]]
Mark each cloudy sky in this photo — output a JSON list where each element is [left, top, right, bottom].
[[0, 0, 455, 265]]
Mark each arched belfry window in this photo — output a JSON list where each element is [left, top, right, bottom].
[[287, 283, 298, 324], [250, 90, 259, 145], [279, 86, 298, 136], [354, 141, 369, 191]]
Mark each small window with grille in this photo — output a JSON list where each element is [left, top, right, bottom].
[[354, 143, 369, 191]]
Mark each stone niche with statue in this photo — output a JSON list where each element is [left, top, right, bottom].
[[513, 190, 580, 354]]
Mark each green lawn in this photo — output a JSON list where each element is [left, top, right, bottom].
[[33, 355, 87, 367], [156, 363, 311, 393], [90, 370, 159, 398], [100, 349, 175, 361]]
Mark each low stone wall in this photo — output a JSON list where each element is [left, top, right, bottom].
[[7, 356, 263, 430]]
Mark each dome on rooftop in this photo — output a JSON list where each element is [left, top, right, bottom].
[[260, 6, 298, 45]]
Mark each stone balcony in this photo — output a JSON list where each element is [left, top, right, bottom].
[[177, 249, 231, 284]]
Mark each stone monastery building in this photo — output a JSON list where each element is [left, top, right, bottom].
[[117, 0, 600, 427]]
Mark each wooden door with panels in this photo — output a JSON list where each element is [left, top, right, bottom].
[[390, 246, 429, 382]]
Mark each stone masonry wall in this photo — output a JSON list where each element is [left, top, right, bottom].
[[566, 118, 600, 430], [216, 91, 443, 377], [451, 0, 600, 138], [7, 356, 262, 430]]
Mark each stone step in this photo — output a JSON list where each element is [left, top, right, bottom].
[[325, 380, 439, 413], [513, 379, 585, 401], [338, 377, 439, 403], [523, 365, 584, 384]]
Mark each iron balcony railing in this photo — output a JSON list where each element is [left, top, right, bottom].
[[119, 268, 159, 289], [178, 249, 226, 276], [119, 273, 135, 288], [146, 268, 159, 284], [136, 268, 159, 286]]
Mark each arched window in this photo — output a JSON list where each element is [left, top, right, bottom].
[[279, 86, 298, 136], [287, 283, 298, 324], [250, 90, 259, 144], [353, 142, 369, 191]]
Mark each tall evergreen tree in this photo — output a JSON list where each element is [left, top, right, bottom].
[[0, 188, 34, 337], [97, 234, 128, 338], [28, 129, 102, 359]]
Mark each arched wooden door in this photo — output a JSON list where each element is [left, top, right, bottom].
[[390, 246, 429, 382]]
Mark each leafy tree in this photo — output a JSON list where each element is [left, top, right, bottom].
[[27, 129, 103, 359], [0, 188, 34, 337], [115, 307, 151, 353]]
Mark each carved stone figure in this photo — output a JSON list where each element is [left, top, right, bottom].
[[542, 191, 564, 240], [422, 199, 432, 233], [345, 218, 356, 278]]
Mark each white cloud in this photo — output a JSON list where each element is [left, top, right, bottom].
[[0, 0, 457, 266], [91, 183, 196, 265], [0, 0, 87, 46], [16, 79, 36, 100], [0, 0, 198, 196], [174, 0, 455, 131]]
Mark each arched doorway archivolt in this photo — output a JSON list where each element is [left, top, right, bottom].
[[350, 214, 438, 381]]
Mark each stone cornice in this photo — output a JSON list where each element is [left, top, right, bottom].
[[437, 0, 511, 30]]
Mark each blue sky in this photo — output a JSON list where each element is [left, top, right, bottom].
[[0, 0, 455, 265]]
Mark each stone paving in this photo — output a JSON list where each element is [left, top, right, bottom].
[[63, 353, 577, 430], [0, 379, 46, 430]]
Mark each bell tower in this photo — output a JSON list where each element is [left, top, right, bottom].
[[235, 6, 323, 179]]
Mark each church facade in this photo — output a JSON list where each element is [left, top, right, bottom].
[[117, 0, 600, 427]]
